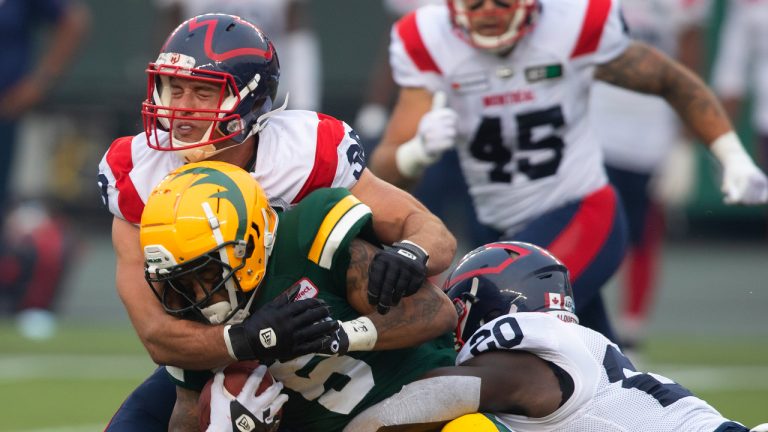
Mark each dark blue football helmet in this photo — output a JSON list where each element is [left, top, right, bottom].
[[142, 13, 280, 158], [444, 241, 577, 349]]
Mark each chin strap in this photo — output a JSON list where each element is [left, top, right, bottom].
[[202, 201, 242, 308], [252, 93, 289, 136]]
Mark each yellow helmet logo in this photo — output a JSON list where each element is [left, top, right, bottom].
[[173, 165, 248, 243]]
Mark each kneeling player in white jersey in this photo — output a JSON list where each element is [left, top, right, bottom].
[[369, 0, 768, 343], [98, 14, 456, 432], [346, 242, 762, 432]]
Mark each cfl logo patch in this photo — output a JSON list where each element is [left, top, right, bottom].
[[259, 327, 276, 348]]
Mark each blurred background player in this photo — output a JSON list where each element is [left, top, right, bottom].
[[355, 0, 492, 261], [369, 0, 768, 344], [155, 0, 321, 111], [589, 0, 712, 349], [712, 0, 768, 230], [0, 0, 90, 340]]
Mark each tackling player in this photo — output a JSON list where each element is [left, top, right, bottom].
[[98, 14, 457, 431], [346, 242, 763, 432], [369, 0, 768, 342], [139, 161, 457, 432]]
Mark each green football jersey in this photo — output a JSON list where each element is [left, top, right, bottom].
[[167, 188, 456, 431]]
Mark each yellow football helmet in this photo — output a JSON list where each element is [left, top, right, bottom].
[[442, 413, 515, 432], [140, 161, 278, 324]]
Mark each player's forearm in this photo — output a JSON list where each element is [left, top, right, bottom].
[[400, 210, 456, 275], [169, 387, 202, 432], [366, 282, 456, 350], [351, 171, 456, 274], [137, 314, 233, 370], [596, 41, 734, 146]]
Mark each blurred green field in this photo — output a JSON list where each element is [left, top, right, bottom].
[[1, 323, 766, 431]]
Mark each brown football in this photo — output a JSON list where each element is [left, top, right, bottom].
[[197, 360, 279, 431]]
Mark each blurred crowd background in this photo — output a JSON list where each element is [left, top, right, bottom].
[[0, 0, 766, 340]]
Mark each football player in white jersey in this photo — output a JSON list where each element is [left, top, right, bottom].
[[590, 0, 711, 348], [369, 0, 768, 342], [346, 242, 762, 432], [712, 0, 768, 194], [98, 14, 457, 431]]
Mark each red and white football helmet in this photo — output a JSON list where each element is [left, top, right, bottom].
[[142, 14, 281, 162], [448, 0, 539, 53]]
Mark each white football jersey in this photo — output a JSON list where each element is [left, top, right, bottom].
[[457, 313, 742, 432], [712, 0, 768, 134], [98, 110, 365, 224], [390, 0, 629, 234], [592, 0, 711, 173]]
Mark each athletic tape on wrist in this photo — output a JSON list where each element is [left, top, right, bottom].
[[711, 131, 750, 164], [223, 324, 238, 360], [341, 317, 378, 352], [395, 136, 437, 178]]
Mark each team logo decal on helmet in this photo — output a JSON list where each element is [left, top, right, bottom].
[[140, 161, 278, 324], [173, 166, 249, 246], [142, 14, 281, 163], [444, 241, 577, 349]]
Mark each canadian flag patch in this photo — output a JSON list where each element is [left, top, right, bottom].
[[545, 292, 565, 310], [291, 278, 319, 301]]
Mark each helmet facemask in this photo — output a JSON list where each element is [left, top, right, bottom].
[[448, 0, 538, 54], [141, 14, 282, 162], [142, 56, 263, 163], [145, 246, 252, 324]]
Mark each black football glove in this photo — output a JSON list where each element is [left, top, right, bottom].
[[367, 241, 429, 315], [225, 290, 339, 362], [316, 320, 350, 356]]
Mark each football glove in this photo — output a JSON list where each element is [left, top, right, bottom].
[[207, 365, 287, 432], [368, 241, 429, 315], [712, 131, 768, 204], [395, 92, 458, 178], [224, 291, 339, 362]]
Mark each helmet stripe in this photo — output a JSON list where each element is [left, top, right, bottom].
[[188, 17, 273, 62], [446, 243, 532, 287]]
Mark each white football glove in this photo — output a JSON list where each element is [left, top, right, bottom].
[[751, 423, 768, 432], [711, 132, 768, 205], [395, 91, 458, 178], [207, 365, 289, 432]]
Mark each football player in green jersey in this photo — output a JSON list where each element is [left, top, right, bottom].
[[139, 161, 458, 432]]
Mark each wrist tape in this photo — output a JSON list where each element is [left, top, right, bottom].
[[341, 317, 378, 351], [395, 136, 438, 178], [711, 131, 751, 165]]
